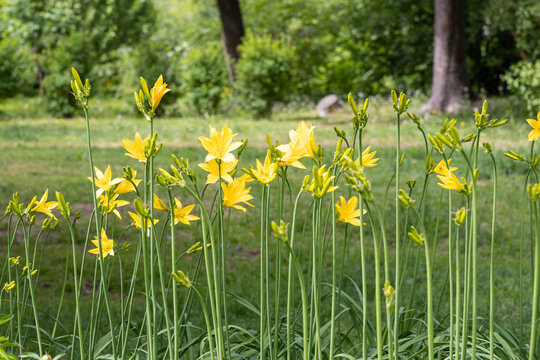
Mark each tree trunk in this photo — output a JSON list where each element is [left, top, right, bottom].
[[425, 0, 469, 113], [216, 0, 245, 83]]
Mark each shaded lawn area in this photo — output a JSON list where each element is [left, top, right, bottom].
[[0, 96, 536, 343]]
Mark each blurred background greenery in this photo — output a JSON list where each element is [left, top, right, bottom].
[[0, 0, 538, 117]]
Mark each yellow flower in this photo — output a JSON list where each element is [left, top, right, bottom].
[[361, 146, 379, 168], [252, 153, 278, 184], [129, 212, 159, 231], [151, 75, 171, 111], [437, 170, 464, 192], [122, 132, 149, 163], [335, 196, 367, 226], [277, 121, 318, 167], [221, 177, 254, 212], [173, 198, 200, 225], [88, 228, 115, 259], [278, 141, 307, 168], [527, 111, 540, 141], [88, 166, 123, 197], [3, 281, 15, 291], [98, 193, 129, 219], [433, 159, 457, 175], [279, 121, 317, 158], [115, 171, 142, 195], [31, 189, 58, 218], [153, 194, 168, 211], [198, 159, 238, 184], [199, 124, 243, 163]]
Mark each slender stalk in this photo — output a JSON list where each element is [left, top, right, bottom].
[[216, 160, 231, 360], [83, 108, 117, 360], [167, 190, 179, 360], [455, 225, 461, 360], [530, 201, 540, 360], [283, 241, 309, 360], [448, 191, 453, 360], [394, 112, 401, 359], [260, 185, 267, 360], [21, 220, 42, 355], [329, 164, 338, 359], [410, 207, 434, 360], [286, 190, 303, 360], [67, 219, 85, 360], [488, 152, 498, 360], [192, 287, 216, 360], [364, 201, 383, 360]]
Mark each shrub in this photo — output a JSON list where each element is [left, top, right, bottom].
[[0, 35, 36, 98], [181, 44, 228, 115], [504, 61, 540, 112], [41, 32, 88, 116], [234, 32, 297, 117]]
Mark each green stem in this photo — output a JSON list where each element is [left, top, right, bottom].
[[283, 240, 309, 360], [488, 152, 498, 360], [410, 207, 433, 360], [67, 219, 85, 360], [394, 111, 401, 360], [21, 220, 42, 355], [529, 201, 540, 360], [83, 108, 117, 360], [286, 190, 303, 360], [193, 287, 216, 360], [260, 185, 267, 360]]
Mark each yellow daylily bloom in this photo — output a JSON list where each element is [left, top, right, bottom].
[[361, 146, 379, 168], [154, 194, 168, 211], [527, 111, 540, 141], [115, 171, 142, 195], [98, 193, 130, 219], [335, 196, 367, 226], [173, 198, 200, 225], [437, 170, 464, 192], [277, 121, 318, 167], [433, 159, 457, 175], [32, 189, 58, 218], [88, 228, 115, 259], [252, 153, 278, 184], [198, 159, 238, 184], [3, 281, 16, 291], [277, 140, 307, 168], [279, 121, 317, 159], [199, 124, 243, 163], [123, 132, 150, 163], [129, 212, 159, 231], [151, 75, 171, 111], [221, 177, 254, 212], [88, 166, 123, 197]]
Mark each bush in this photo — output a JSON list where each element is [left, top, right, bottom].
[[181, 44, 228, 115], [41, 32, 88, 116], [0, 35, 36, 98], [504, 61, 540, 112], [234, 32, 297, 117]]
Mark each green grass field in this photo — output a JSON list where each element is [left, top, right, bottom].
[[0, 95, 537, 351]]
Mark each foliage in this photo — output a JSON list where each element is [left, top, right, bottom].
[[180, 44, 228, 115], [0, 35, 36, 98], [4, 0, 155, 115], [234, 32, 297, 117], [504, 61, 540, 112]]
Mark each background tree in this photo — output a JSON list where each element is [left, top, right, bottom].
[[425, 0, 470, 112], [217, 0, 245, 82]]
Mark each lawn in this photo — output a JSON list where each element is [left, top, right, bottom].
[[0, 95, 537, 356]]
